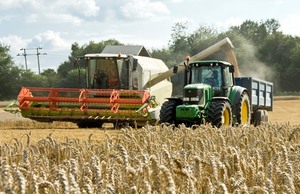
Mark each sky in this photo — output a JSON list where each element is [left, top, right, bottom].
[[1, 0, 300, 73]]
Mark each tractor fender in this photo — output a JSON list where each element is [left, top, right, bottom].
[[209, 97, 232, 111], [211, 96, 231, 104], [229, 86, 248, 115]]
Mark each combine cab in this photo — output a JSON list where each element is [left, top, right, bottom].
[[17, 46, 172, 128]]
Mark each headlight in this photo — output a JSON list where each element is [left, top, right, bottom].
[[191, 97, 199, 101], [183, 97, 189, 101]]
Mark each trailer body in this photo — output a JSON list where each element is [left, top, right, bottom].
[[235, 77, 273, 111]]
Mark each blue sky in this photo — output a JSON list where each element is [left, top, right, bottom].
[[0, 0, 299, 73]]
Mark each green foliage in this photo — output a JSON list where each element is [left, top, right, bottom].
[[40, 68, 59, 87], [18, 70, 48, 87], [0, 45, 21, 100], [58, 68, 86, 88]]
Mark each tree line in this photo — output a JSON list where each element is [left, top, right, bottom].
[[0, 19, 299, 100]]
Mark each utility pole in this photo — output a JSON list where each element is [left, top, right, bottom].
[[17, 47, 47, 74], [36, 47, 47, 74], [17, 48, 28, 70]]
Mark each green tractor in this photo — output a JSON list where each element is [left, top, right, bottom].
[[160, 60, 270, 127]]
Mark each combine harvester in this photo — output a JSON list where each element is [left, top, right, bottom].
[[8, 37, 272, 128]]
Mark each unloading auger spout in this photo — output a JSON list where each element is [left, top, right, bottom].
[[144, 37, 240, 89]]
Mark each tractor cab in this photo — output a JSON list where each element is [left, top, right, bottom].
[[186, 60, 235, 97]]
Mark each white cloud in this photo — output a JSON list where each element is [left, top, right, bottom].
[[121, 0, 170, 19], [216, 17, 244, 31], [45, 14, 83, 26], [21, 0, 100, 17], [281, 12, 300, 36], [30, 31, 70, 50], [55, 0, 100, 17], [1, 0, 100, 24], [0, 15, 14, 23], [223, 17, 244, 28], [0, 31, 71, 71], [169, 0, 184, 3], [0, 35, 28, 54], [0, 32, 71, 70], [25, 13, 83, 26], [0, 0, 22, 9]]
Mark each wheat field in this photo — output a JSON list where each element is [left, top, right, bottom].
[[0, 122, 299, 193]]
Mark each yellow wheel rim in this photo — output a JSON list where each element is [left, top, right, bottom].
[[222, 108, 230, 126], [241, 100, 249, 125]]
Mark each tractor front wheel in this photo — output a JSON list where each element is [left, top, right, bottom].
[[159, 100, 179, 125], [208, 100, 232, 128]]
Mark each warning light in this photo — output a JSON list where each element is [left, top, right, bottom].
[[186, 56, 190, 61]]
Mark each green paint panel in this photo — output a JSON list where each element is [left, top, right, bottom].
[[176, 105, 200, 120]]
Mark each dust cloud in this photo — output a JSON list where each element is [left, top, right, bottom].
[[237, 38, 274, 81]]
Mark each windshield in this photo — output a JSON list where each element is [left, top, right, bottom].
[[191, 66, 222, 88], [88, 58, 129, 89]]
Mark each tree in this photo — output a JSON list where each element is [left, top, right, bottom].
[[41, 68, 59, 87], [188, 25, 219, 57], [18, 70, 47, 88], [264, 19, 280, 35], [169, 21, 190, 53], [0, 44, 22, 100], [58, 69, 86, 88]]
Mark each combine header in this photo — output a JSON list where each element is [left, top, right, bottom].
[[9, 38, 242, 128], [18, 87, 155, 127]]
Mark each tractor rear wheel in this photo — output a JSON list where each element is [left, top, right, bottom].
[[208, 100, 232, 128], [236, 92, 251, 126], [159, 100, 179, 124]]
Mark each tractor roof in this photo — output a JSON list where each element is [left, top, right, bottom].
[[190, 60, 233, 67]]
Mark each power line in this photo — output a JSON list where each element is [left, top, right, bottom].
[[17, 47, 47, 74]]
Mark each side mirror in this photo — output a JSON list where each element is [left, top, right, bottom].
[[173, 66, 178, 74], [229, 65, 235, 73]]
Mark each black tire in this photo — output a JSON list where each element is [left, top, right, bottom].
[[264, 110, 269, 123], [236, 92, 251, 126], [207, 100, 233, 128], [77, 121, 103, 128], [253, 109, 268, 126], [159, 100, 179, 124]]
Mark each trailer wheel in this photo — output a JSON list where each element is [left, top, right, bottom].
[[253, 109, 268, 126], [236, 92, 251, 126], [208, 100, 232, 128], [159, 100, 179, 124]]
